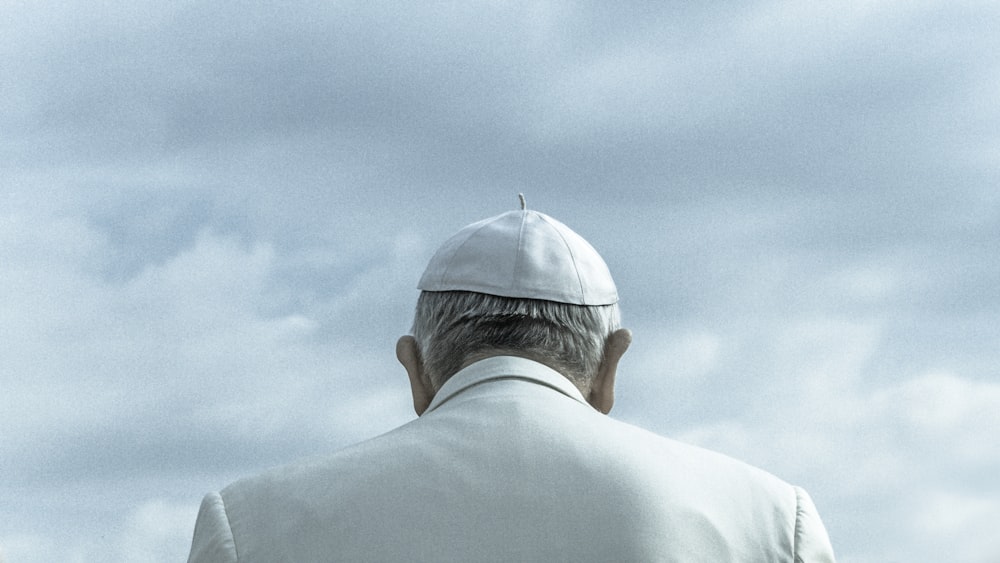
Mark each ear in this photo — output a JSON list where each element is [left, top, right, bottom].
[[396, 335, 434, 416], [587, 328, 632, 414]]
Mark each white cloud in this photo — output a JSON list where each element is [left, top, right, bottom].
[[2, 2, 998, 562], [0, 535, 49, 563], [770, 318, 883, 390], [631, 327, 724, 382], [0, 532, 94, 563], [877, 371, 1000, 467], [649, 315, 998, 563], [0, 204, 416, 473], [1, 202, 424, 562], [912, 490, 1000, 563], [118, 499, 200, 563], [675, 420, 754, 460]]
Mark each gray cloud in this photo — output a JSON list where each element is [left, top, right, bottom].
[[2, 1, 999, 561]]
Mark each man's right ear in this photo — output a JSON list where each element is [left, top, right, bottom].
[[396, 335, 434, 416], [587, 328, 631, 414]]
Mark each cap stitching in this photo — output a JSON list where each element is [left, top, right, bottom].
[[437, 218, 498, 288], [537, 213, 585, 303], [510, 210, 528, 291]]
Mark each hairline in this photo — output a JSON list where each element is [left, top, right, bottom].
[[410, 290, 620, 392]]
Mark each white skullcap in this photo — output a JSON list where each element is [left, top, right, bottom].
[[417, 205, 618, 306]]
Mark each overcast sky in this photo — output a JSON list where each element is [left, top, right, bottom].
[[2, 1, 998, 562]]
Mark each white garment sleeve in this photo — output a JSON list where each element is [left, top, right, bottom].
[[793, 486, 836, 563], [187, 492, 239, 563]]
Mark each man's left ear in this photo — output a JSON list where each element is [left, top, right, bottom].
[[396, 335, 434, 416], [587, 328, 632, 414]]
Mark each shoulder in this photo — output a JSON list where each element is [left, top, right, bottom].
[[187, 492, 238, 563], [793, 486, 837, 562], [590, 417, 804, 527], [221, 423, 417, 502], [204, 440, 397, 559], [216, 419, 427, 521], [597, 415, 794, 491]]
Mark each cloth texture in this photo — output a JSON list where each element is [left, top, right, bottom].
[[416, 210, 619, 305], [188, 356, 835, 562]]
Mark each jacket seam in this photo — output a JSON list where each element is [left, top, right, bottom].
[[220, 492, 240, 562], [793, 486, 804, 563]]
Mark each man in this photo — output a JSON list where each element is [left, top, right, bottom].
[[187, 202, 836, 562]]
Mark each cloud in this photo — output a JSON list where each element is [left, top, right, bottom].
[[1, 206, 419, 487], [2, 1, 998, 561], [912, 490, 1000, 563], [644, 329, 724, 382], [118, 499, 201, 563], [1, 200, 422, 562], [878, 371, 1000, 469], [649, 321, 1000, 562], [532, 0, 1000, 198]]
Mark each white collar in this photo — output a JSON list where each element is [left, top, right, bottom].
[[423, 356, 588, 414]]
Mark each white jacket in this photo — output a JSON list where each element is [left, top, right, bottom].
[[188, 356, 835, 562]]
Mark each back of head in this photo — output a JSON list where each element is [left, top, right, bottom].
[[411, 202, 620, 392]]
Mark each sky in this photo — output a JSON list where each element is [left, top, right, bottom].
[[1, 1, 998, 561]]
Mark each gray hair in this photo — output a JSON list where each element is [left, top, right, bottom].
[[411, 290, 621, 393]]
